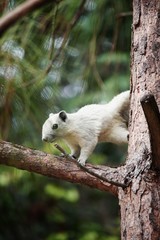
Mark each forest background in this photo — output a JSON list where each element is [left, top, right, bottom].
[[0, 0, 132, 239]]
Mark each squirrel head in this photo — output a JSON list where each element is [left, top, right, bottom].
[[42, 111, 68, 142]]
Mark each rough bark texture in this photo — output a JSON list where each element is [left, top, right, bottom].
[[119, 0, 160, 239]]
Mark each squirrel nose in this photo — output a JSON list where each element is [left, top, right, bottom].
[[42, 137, 48, 142]]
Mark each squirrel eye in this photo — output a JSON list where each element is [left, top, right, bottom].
[[52, 124, 58, 130]]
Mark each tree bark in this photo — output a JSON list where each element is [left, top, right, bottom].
[[119, 0, 160, 239]]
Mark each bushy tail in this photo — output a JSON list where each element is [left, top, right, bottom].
[[108, 90, 130, 125], [109, 91, 130, 111]]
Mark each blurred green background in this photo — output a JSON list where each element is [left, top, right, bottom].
[[0, 0, 131, 239]]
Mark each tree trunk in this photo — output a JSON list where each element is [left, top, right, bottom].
[[119, 0, 160, 239], [0, 0, 160, 239]]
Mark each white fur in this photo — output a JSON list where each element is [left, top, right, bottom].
[[42, 91, 130, 165]]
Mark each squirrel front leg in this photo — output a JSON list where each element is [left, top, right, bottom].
[[66, 142, 80, 159], [78, 139, 97, 166]]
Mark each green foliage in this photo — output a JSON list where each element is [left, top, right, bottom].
[[45, 184, 79, 202], [0, 0, 132, 239]]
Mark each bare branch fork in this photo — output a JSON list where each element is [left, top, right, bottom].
[[54, 143, 127, 188], [140, 94, 160, 171]]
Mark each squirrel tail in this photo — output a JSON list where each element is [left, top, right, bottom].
[[109, 90, 130, 125]]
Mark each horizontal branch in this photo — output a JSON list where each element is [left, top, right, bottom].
[[0, 0, 57, 36], [140, 94, 160, 171], [0, 140, 120, 195]]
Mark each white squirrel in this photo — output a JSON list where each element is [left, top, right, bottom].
[[42, 91, 130, 165]]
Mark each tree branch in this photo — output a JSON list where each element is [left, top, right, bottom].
[[140, 94, 160, 171], [54, 143, 127, 188], [0, 0, 58, 37], [0, 140, 119, 195], [79, 164, 128, 188]]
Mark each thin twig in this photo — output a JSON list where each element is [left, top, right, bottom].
[[54, 143, 68, 156], [54, 143, 128, 188], [78, 163, 128, 188], [112, 11, 132, 51]]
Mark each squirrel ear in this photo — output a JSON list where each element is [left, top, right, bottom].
[[59, 111, 67, 122]]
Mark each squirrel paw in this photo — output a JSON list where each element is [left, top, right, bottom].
[[77, 158, 86, 166]]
